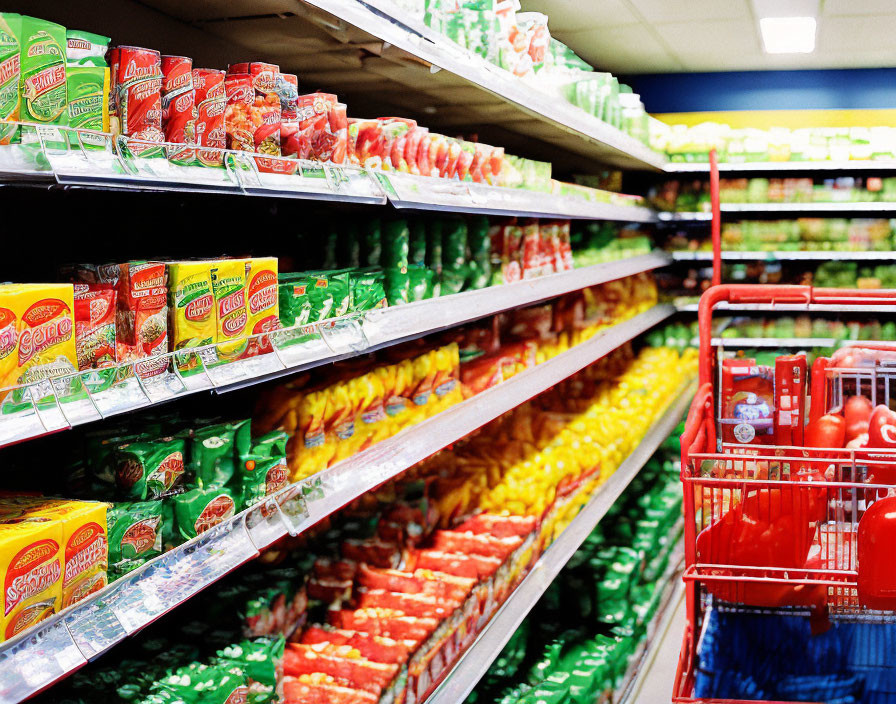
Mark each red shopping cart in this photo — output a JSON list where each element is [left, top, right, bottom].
[[673, 284, 896, 703]]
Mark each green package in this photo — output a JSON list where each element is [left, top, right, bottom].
[[191, 420, 250, 488], [467, 214, 492, 289], [20, 15, 67, 125], [234, 455, 289, 509], [362, 218, 382, 267], [440, 266, 466, 295], [349, 268, 387, 312], [443, 218, 468, 269], [115, 438, 187, 501], [407, 265, 434, 301], [0, 13, 21, 145], [107, 501, 165, 578], [385, 267, 410, 305], [153, 664, 248, 704], [216, 637, 285, 689], [409, 219, 427, 266], [426, 219, 444, 273], [172, 486, 238, 542], [319, 269, 352, 317], [382, 219, 410, 269], [250, 430, 288, 458], [67, 66, 107, 132], [65, 29, 110, 67], [277, 278, 317, 329]]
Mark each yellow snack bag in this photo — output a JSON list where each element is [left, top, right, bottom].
[[244, 257, 279, 357], [384, 359, 414, 428], [211, 259, 248, 362], [328, 379, 359, 465], [0, 285, 18, 400], [0, 521, 63, 642], [167, 261, 215, 374], [24, 501, 108, 609], [351, 371, 387, 456], [290, 387, 332, 481]]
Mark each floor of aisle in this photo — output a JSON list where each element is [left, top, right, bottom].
[[628, 585, 687, 704]]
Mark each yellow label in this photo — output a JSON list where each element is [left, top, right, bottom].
[[167, 262, 215, 370]]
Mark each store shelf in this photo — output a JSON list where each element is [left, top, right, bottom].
[[0, 254, 670, 449], [665, 160, 896, 173], [0, 304, 675, 704], [711, 336, 838, 348], [670, 250, 896, 261], [657, 211, 712, 222], [116, 0, 664, 173], [722, 202, 896, 213], [424, 381, 695, 704]]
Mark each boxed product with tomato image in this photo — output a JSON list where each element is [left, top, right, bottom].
[[244, 257, 280, 357], [167, 260, 215, 374], [0, 520, 63, 643], [720, 358, 775, 445], [73, 283, 116, 370], [227, 62, 281, 155], [211, 259, 249, 363]]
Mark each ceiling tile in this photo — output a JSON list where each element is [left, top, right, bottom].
[[654, 19, 761, 56], [627, 0, 751, 23], [561, 24, 682, 73], [823, 0, 896, 15], [817, 15, 896, 52], [520, 0, 640, 31]]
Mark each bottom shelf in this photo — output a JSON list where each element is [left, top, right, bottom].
[[424, 381, 696, 704]]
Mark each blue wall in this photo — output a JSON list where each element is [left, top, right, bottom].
[[620, 69, 896, 113]]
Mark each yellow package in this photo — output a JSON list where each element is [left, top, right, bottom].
[[0, 286, 18, 400], [0, 521, 63, 642], [290, 387, 332, 481], [328, 379, 359, 466], [24, 501, 108, 609], [1, 284, 77, 408], [211, 259, 248, 363], [350, 371, 387, 457], [383, 358, 413, 429], [244, 257, 279, 357], [167, 261, 215, 373]]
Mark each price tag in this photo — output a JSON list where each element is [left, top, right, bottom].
[[245, 497, 290, 549], [319, 317, 367, 355], [0, 619, 86, 702]]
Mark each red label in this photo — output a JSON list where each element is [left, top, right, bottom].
[[265, 461, 288, 495], [222, 311, 247, 337], [223, 686, 248, 704], [64, 523, 107, 586], [18, 300, 73, 367], [121, 517, 160, 556], [0, 308, 16, 360], [5, 539, 61, 616], [24, 64, 66, 99], [219, 289, 245, 319], [185, 294, 213, 321], [248, 270, 277, 315], [194, 495, 235, 534], [0, 54, 19, 85]]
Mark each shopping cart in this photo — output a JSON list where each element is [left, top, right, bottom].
[[673, 284, 896, 704]]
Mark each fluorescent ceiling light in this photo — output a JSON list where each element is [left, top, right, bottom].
[[759, 16, 816, 54]]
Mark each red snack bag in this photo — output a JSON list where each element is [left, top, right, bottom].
[[297, 92, 340, 162], [276, 73, 300, 158], [403, 126, 428, 175], [191, 68, 226, 166], [224, 74, 254, 152], [349, 119, 384, 168], [117, 262, 168, 363], [415, 131, 434, 177], [228, 62, 281, 155], [328, 102, 348, 164], [73, 284, 117, 370], [556, 220, 573, 271], [489, 145, 504, 184], [378, 117, 415, 171], [521, 218, 542, 279], [774, 354, 807, 446], [115, 46, 164, 155], [444, 138, 462, 179], [455, 141, 474, 181], [160, 55, 195, 145], [720, 358, 775, 445]]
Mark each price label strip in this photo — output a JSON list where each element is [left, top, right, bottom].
[[0, 619, 86, 703], [319, 317, 367, 355], [245, 497, 290, 549], [274, 486, 310, 536], [65, 586, 130, 659]]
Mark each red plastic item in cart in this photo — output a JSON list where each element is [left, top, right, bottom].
[[858, 495, 896, 609]]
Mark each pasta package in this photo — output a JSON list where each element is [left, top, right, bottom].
[[211, 259, 249, 363], [167, 261, 215, 373], [245, 257, 280, 357]]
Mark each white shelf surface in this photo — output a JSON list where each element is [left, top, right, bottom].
[[0, 254, 670, 449], [657, 211, 712, 222], [0, 304, 676, 703], [425, 381, 695, 704], [722, 202, 896, 213], [671, 250, 896, 261], [665, 160, 896, 173]]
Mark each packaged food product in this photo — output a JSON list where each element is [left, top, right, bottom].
[[115, 437, 187, 500], [66, 66, 109, 135], [191, 419, 250, 488], [297, 92, 345, 162], [0, 13, 21, 145], [349, 269, 387, 313], [0, 298, 16, 402], [19, 16, 67, 125], [211, 259, 249, 363], [192, 67, 226, 166], [245, 257, 280, 357], [73, 283, 116, 370], [160, 55, 195, 148], [116, 261, 168, 364], [226, 62, 281, 155], [237, 455, 289, 509], [275, 72, 299, 158], [65, 30, 109, 66], [382, 219, 410, 270], [107, 501, 164, 578], [172, 486, 237, 541], [720, 359, 775, 445], [113, 46, 163, 156], [168, 260, 215, 373]]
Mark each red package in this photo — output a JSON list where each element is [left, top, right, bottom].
[[297, 92, 345, 162], [455, 142, 474, 181], [521, 218, 542, 279], [355, 589, 456, 619], [160, 55, 195, 145], [356, 565, 475, 602], [300, 626, 411, 664], [228, 62, 281, 155], [469, 143, 486, 183], [283, 644, 398, 694], [191, 68, 226, 166], [505, 303, 553, 340], [444, 138, 462, 179], [276, 72, 300, 158], [454, 513, 536, 538], [117, 262, 168, 363], [775, 355, 807, 446], [721, 358, 775, 445], [404, 126, 428, 175], [312, 558, 358, 582], [460, 353, 504, 396], [307, 576, 352, 603], [340, 538, 401, 568], [283, 678, 378, 704], [378, 117, 415, 170], [349, 118, 383, 168], [73, 284, 117, 370], [114, 46, 163, 154], [409, 549, 501, 579], [430, 530, 523, 560], [327, 608, 437, 644], [415, 131, 434, 177], [328, 103, 348, 164], [556, 220, 573, 271], [489, 145, 504, 184]]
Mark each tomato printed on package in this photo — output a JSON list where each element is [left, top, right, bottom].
[[226, 62, 281, 155], [211, 259, 248, 363], [73, 283, 116, 370]]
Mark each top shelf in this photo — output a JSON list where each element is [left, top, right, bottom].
[[125, 0, 665, 172], [664, 160, 896, 173]]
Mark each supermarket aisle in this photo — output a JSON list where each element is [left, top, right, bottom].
[[629, 584, 686, 704]]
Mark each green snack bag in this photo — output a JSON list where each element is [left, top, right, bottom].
[[67, 66, 108, 133], [277, 277, 316, 329], [324, 269, 351, 317], [409, 218, 427, 266], [115, 438, 187, 500], [440, 266, 466, 295], [216, 637, 285, 688], [362, 218, 382, 267], [0, 13, 21, 145], [349, 268, 387, 312], [407, 265, 434, 301], [426, 219, 444, 273], [382, 219, 410, 269], [236, 455, 289, 509], [385, 267, 410, 305], [65, 29, 110, 66], [192, 420, 250, 488], [173, 486, 238, 542], [250, 430, 288, 458], [107, 501, 164, 578], [468, 215, 491, 264], [20, 16, 67, 125], [443, 218, 468, 269]]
